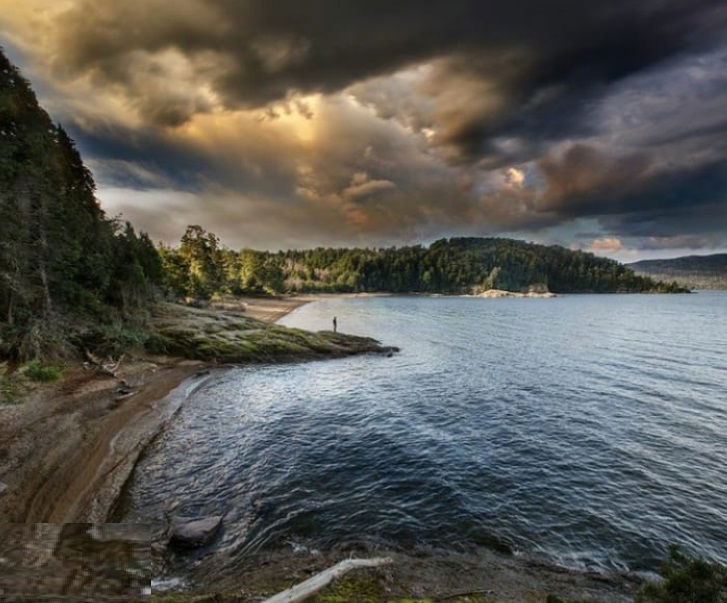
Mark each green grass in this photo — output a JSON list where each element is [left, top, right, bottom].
[[0, 375, 22, 404], [23, 360, 63, 382], [90, 324, 152, 357], [313, 575, 493, 603]]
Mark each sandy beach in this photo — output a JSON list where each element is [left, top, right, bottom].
[[216, 292, 390, 323]]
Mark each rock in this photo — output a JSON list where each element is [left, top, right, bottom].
[[477, 288, 557, 298], [0, 481, 7, 495], [195, 369, 210, 377], [169, 516, 222, 549]]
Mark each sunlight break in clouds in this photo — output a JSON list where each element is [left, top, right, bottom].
[[1, 0, 726, 258]]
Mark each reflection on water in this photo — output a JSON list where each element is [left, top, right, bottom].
[[122, 292, 727, 582], [0, 523, 154, 600]]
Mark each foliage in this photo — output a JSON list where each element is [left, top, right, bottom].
[[0, 48, 163, 361], [22, 360, 63, 382], [78, 323, 153, 358], [0, 369, 22, 404], [637, 545, 727, 603], [159, 230, 687, 299]]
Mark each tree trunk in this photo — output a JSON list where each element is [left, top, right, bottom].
[[32, 191, 53, 317], [6, 291, 13, 324]]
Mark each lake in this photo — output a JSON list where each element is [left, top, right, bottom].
[[124, 291, 727, 577]]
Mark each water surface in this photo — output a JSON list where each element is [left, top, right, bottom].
[[125, 292, 727, 574]]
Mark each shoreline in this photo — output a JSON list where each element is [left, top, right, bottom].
[[0, 288, 671, 523], [159, 544, 640, 602], [240, 287, 690, 326], [234, 289, 558, 325], [0, 297, 393, 524], [0, 294, 672, 601]]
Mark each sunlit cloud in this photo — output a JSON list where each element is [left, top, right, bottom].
[[2, 0, 726, 256]]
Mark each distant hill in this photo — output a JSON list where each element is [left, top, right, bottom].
[[628, 254, 727, 289], [160, 230, 687, 298]]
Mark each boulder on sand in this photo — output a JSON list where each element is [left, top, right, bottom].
[[169, 516, 223, 549]]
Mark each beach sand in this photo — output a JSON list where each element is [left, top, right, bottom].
[[213, 292, 389, 323]]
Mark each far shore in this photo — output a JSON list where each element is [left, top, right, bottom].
[[218, 289, 558, 325], [229, 287, 694, 325]]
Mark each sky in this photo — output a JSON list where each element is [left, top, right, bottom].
[[1, 0, 726, 261]]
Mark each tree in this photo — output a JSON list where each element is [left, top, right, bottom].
[[179, 225, 224, 299], [0, 48, 163, 359]]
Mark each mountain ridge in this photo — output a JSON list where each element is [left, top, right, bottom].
[[628, 253, 727, 289]]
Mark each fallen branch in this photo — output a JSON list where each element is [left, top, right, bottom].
[[261, 557, 393, 603], [84, 350, 126, 383]]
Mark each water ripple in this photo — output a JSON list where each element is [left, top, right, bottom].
[[125, 292, 727, 575]]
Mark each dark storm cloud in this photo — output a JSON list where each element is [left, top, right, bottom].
[[68, 118, 300, 200], [536, 145, 727, 244], [537, 146, 727, 217], [4, 0, 727, 254], [51, 0, 727, 153]]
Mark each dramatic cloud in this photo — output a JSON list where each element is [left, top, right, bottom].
[[1, 0, 726, 257]]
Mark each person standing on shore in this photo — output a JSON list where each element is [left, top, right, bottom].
[[333, 316, 337, 333]]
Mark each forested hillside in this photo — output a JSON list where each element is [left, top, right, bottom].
[[628, 254, 727, 289], [0, 48, 161, 360], [160, 226, 685, 299]]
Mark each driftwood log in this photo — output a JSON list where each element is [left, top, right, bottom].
[[262, 557, 393, 603], [83, 350, 128, 384]]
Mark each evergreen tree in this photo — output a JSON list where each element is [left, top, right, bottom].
[[0, 48, 163, 359]]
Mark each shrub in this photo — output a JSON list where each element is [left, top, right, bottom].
[[0, 375, 22, 404], [23, 360, 63, 383], [78, 324, 151, 358], [638, 545, 727, 602]]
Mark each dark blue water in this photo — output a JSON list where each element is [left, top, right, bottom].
[[125, 292, 727, 573]]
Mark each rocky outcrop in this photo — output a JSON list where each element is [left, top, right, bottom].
[[148, 303, 399, 363], [477, 289, 557, 298]]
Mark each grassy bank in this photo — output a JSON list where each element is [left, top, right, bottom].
[[146, 302, 397, 363]]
